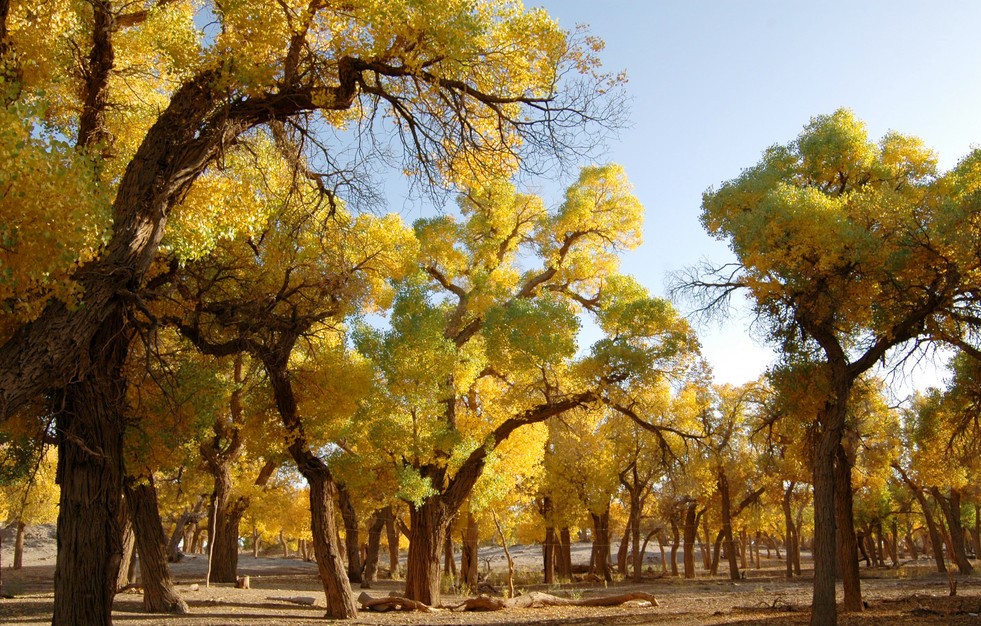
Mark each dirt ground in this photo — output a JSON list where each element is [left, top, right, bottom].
[[1, 531, 979, 625]]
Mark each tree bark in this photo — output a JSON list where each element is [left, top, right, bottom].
[[931, 487, 973, 574], [460, 510, 479, 590], [589, 508, 613, 584], [783, 481, 797, 578], [558, 527, 573, 579], [835, 443, 862, 613], [362, 509, 387, 588], [682, 501, 698, 578], [337, 484, 363, 583], [670, 517, 680, 576], [895, 465, 946, 573], [51, 308, 127, 626], [124, 476, 188, 614], [404, 497, 452, 606], [167, 497, 205, 563], [13, 521, 25, 569], [385, 507, 401, 579], [718, 467, 740, 581]]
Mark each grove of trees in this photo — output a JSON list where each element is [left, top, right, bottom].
[[0, 3, 980, 626]]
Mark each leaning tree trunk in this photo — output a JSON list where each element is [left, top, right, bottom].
[[782, 481, 797, 578], [931, 487, 973, 574], [404, 497, 452, 606], [361, 508, 388, 588], [167, 496, 205, 563], [835, 444, 862, 613], [670, 518, 680, 576], [895, 466, 947, 573], [117, 497, 137, 591], [52, 309, 128, 626], [337, 484, 363, 583], [124, 476, 188, 614]]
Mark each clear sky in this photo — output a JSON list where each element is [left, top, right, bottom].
[[522, 0, 981, 388]]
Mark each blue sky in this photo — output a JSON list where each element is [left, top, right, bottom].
[[523, 1, 981, 388]]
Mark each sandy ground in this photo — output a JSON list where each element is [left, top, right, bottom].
[[1, 526, 980, 625]]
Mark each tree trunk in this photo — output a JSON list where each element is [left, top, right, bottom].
[[835, 443, 862, 613], [206, 490, 246, 584], [670, 518, 680, 576], [167, 497, 205, 563], [385, 507, 400, 580], [362, 509, 387, 588], [931, 487, 973, 574], [811, 418, 842, 626], [631, 503, 643, 582], [783, 482, 796, 578], [13, 521, 25, 569], [124, 476, 188, 614], [616, 516, 631, 576], [443, 526, 456, 578], [118, 519, 137, 591], [51, 309, 128, 626], [404, 497, 452, 606], [540, 496, 555, 584], [718, 467, 740, 581], [460, 510, 479, 590], [337, 484, 363, 583], [972, 505, 981, 560], [558, 527, 573, 579], [589, 508, 613, 584], [307, 472, 359, 617], [682, 501, 697, 578], [251, 526, 261, 558], [895, 466, 946, 573]]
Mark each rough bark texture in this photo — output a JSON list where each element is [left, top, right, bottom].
[[589, 508, 613, 584], [896, 465, 947, 573], [460, 511, 479, 590], [783, 481, 798, 578], [385, 509, 401, 580], [361, 508, 388, 588], [167, 497, 205, 563], [117, 498, 137, 591], [13, 521, 25, 569], [557, 527, 573, 579], [835, 443, 862, 613], [718, 468, 740, 581], [124, 476, 188, 614], [51, 308, 128, 626], [932, 487, 974, 574], [338, 484, 363, 583], [682, 501, 697, 579]]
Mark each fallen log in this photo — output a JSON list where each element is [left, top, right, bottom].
[[357, 592, 436, 613], [452, 591, 660, 611]]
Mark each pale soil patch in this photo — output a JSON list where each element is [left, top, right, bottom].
[[1, 530, 979, 625]]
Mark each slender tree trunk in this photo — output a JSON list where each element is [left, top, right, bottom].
[[251, 527, 260, 558], [670, 518, 680, 576], [337, 484, 363, 583], [616, 517, 631, 576], [682, 502, 697, 578], [384, 507, 400, 580], [118, 516, 137, 590], [543, 524, 556, 584], [443, 526, 456, 578], [558, 527, 573, 579], [895, 466, 946, 573], [710, 529, 723, 576], [362, 509, 387, 588], [13, 521, 25, 569], [971, 505, 981, 560], [835, 443, 862, 613], [167, 497, 205, 563], [124, 476, 188, 614], [306, 472, 358, 617], [404, 497, 452, 606], [631, 502, 643, 582], [783, 482, 796, 578], [931, 487, 973, 574], [52, 308, 128, 626], [718, 468, 740, 581]]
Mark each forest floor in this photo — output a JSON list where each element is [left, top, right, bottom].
[[1, 528, 980, 625]]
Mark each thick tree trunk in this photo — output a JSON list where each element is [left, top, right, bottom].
[[811, 421, 842, 626], [589, 508, 613, 584], [405, 498, 452, 606], [543, 524, 556, 583], [51, 309, 127, 626], [718, 468, 740, 581], [931, 487, 973, 574], [118, 519, 137, 591], [13, 521, 25, 569], [125, 476, 188, 614], [460, 510, 479, 590], [337, 484, 363, 583], [631, 506, 643, 582], [616, 517, 631, 576], [307, 472, 358, 617], [443, 526, 456, 578], [362, 509, 387, 588], [835, 444, 862, 613]]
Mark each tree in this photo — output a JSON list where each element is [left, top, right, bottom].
[[686, 109, 980, 626], [0, 3, 621, 622]]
